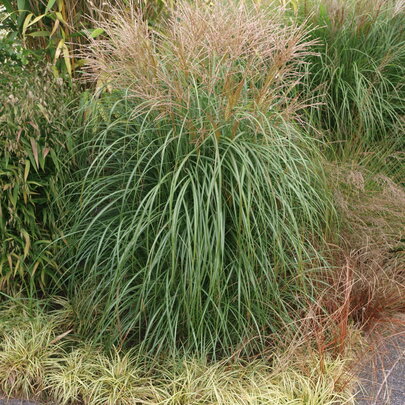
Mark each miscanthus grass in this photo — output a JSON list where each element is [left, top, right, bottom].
[[298, 0, 405, 156], [59, 0, 336, 356]]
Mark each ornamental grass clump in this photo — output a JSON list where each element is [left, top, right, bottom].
[[61, 0, 336, 356], [298, 0, 405, 153], [0, 300, 357, 405]]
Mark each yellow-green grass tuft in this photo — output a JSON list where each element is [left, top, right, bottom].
[[0, 300, 358, 404]]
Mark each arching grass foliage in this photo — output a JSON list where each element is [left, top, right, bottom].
[[299, 0, 405, 154], [60, 0, 336, 356]]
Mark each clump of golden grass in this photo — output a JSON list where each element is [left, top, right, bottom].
[[46, 347, 156, 405], [0, 310, 65, 400], [45, 347, 93, 405], [0, 299, 357, 404], [154, 355, 355, 404]]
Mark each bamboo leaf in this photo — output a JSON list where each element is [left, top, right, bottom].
[[22, 230, 31, 259], [16, 0, 28, 30], [62, 43, 72, 77], [55, 11, 67, 25], [17, 0, 27, 12], [7, 255, 12, 271], [38, 149, 45, 170], [30, 138, 39, 169], [50, 149, 60, 170], [50, 18, 60, 36], [54, 38, 64, 62], [28, 30, 51, 37], [45, 0, 57, 13], [43, 147, 50, 159], [22, 12, 33, 36], [60, 26, 66, 40], [32, 261, 40, 276], [28, 14, 46, 27], [24, 159, 30, 181], [51, 65, 59, 78]]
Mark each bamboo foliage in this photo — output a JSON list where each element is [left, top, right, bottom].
[[0, 0, 143, 77], [0, 61, 78, 292]]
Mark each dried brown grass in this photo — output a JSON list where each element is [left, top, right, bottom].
[[272, 163, 405, 379], [333, 166, 405, 333], [298, 164, 405, 360], [333, 165, 404, 265]]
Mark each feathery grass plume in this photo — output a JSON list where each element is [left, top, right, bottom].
[[297, 0, 405, 155], [82, 0, 316, 124], [60, 0, 336, 356]]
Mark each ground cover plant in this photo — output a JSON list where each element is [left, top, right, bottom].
[[0, 299, 358, 404], [59, 0, 336, 356]]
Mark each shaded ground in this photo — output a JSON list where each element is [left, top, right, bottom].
[[356, 317, 405, 405]]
